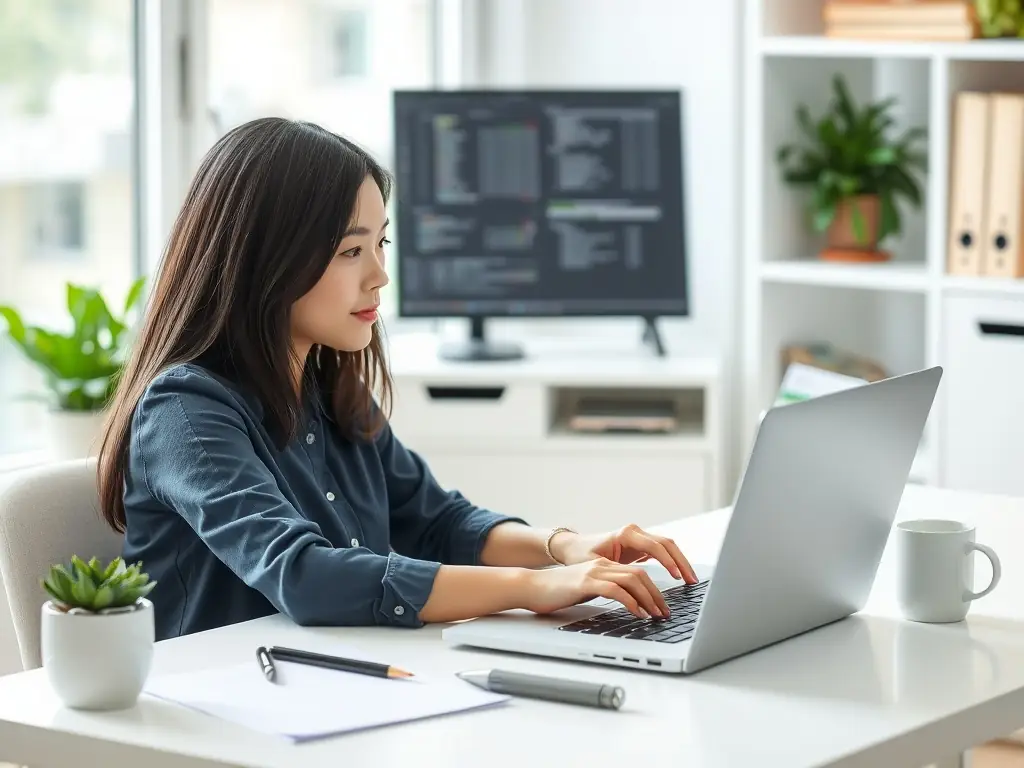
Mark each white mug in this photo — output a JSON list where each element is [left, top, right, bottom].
[[895, 519, 1001, 623]]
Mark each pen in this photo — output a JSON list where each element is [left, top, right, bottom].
[[256, 645, 277, 683], [267, 646, 414, 680], [456, 669, 625, 710]]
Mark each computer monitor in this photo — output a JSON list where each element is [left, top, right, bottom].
[[392, 89, 688, 361]]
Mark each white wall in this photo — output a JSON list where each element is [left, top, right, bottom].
[[462, 0, 746, 487]]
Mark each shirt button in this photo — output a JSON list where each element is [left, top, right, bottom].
[[394, 606, 405, 616], [350, 538, 359, 547], [306, 433, 315, 444], [326, 492, 335, 501]]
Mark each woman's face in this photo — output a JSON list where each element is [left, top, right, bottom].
[[291, 175, 390, 354]]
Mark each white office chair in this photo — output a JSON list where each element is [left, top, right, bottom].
[[0, 458, 123, 670]]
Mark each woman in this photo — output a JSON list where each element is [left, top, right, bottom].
[[96, 117, 697, 641]]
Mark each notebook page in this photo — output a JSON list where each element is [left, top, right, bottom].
[[144, 656, 509, 742]]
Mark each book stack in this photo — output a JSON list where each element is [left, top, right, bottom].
[[947, 91, 1024, 279], [822, 0, 981, 40]]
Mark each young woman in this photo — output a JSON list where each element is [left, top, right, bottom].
[[96, 117, 697, 641]]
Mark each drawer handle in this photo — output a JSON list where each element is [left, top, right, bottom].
[[425, 386, 506, 401], [979, 321, 1024, 338]]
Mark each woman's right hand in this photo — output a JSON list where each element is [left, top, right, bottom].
[[521, 558, 670, 619]]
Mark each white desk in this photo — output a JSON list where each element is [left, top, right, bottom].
[[2, 484, 1024, 768]]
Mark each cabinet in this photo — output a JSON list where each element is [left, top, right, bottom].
[[385, 334, 724, 532], [942, 296, 1024, 496]]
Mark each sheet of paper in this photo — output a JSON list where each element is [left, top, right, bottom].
[[775, 362, 866, 407], [144, 651, 509, 742]]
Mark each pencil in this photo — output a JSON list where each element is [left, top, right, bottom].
[[267, 646, 414, 679]]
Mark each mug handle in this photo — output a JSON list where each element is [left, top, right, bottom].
[[964, 543, 1002, 601]]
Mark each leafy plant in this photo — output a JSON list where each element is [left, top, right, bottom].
[[42, 556, 156, 613], [0, 278, 145, 412], [975, 0, 1024, 37], [775, 75, 927, 245]]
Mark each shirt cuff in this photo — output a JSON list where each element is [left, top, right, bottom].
[[377, 552, 442, 628], [456, 510, 530, 567]]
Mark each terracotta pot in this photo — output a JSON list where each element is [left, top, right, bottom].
[[821, 194, 890, 262], [826, 194, 881, 249]]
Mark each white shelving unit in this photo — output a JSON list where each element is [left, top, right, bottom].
[[742, 1, 1024, 489]]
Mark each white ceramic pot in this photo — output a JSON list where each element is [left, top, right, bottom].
[[43, 409, 107, 460], [40, 598, 155, 710]]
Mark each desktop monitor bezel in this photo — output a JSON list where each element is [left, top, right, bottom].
[[390, 87, 690, 322]]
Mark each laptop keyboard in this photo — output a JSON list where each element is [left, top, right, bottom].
[[557, 579, 710, 643]]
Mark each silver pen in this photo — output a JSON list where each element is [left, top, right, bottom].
[[456, 668, 625, 710], [256, 645, 277, 683]]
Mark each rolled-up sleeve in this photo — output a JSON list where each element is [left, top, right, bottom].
[[136, 372, 440, 628], [376, 419, 527, 566]]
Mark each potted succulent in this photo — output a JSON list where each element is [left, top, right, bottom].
[[775, 74, 927, 262], [0, 278, 145, 459], [40, 556, 156, 710]]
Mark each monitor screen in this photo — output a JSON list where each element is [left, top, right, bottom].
[[392, 90, 688, 320]]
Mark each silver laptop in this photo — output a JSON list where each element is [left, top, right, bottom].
[[443, 366, 942, 674]]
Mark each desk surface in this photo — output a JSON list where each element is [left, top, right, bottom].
[[3, 484, 1024, 768]]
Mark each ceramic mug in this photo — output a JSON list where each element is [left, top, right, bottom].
[[895, 519, 1001, 624]]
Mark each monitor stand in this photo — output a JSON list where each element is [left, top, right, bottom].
[[642, 316, 667, 357], [438, 317, 525, 362]]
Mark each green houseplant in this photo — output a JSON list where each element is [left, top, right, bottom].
[[40, 556, 157, 710], [975, 0, 1024, 37], [775, 75, 927, 261], [42, 556, 156, 614], [0, 278, 145, 459]]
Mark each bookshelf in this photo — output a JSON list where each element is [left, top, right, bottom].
[[741, 1, 1024, 491]]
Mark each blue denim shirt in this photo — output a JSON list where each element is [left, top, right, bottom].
[[122, 362, 525, 641]]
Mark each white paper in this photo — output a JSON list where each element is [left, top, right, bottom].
[[775, 362, 866, 406], [144, 651, 509, 742]]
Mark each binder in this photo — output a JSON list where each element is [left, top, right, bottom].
[[946, 92, 991, 276], [982, 93, 1024, 278]]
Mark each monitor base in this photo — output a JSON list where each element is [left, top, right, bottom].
[[437, 339, 526, 362], [438, 317, 525, 362]]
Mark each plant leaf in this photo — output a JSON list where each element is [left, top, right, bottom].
[[124, 277, 146, 314], [0, 306, 27, 343], [91, 585, 115, 611], [813, 202, 837, 232], [851, 204, 868, 244]]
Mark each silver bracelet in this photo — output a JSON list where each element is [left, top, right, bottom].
[[544, 527, 577, 565]]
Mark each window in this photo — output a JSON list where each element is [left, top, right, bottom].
[[324, 9, 369, 78], [206, 0, 438, 316], [0, 0, 136, 457], [30, 182, 87, 260]]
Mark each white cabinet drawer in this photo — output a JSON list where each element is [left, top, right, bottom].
[[388, 380, 546, 441], [942, 295, 1024, 495], [420, 451, 708, 533]]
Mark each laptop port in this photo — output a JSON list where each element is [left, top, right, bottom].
[[647, 659, 662, 667], [623, 657, 639, 663], [594, 654, 614, 660]]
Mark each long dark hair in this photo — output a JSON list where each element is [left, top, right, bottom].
[[97, 117, 393, 533]]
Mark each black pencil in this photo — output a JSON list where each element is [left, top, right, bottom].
[[267, 646, 414, 679]]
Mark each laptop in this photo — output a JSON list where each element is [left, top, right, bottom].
[[443, 366, 942, 674]]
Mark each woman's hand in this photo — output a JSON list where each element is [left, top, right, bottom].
[[551, 524, 698, 583], [522, 558, 670, 619]]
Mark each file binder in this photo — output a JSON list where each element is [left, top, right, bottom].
[[982, 93, 1024, 278], [947, 91, 991, 276]]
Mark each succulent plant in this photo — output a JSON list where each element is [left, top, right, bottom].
[[42, 556, 156, 613]]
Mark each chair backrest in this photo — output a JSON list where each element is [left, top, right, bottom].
[[0, 458, 123, 670]]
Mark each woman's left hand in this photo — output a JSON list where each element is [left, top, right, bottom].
[[550, 524, 698, 583]]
